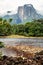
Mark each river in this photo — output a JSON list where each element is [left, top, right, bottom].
[[0, 38, 43, 47], [0, 38, 43, 56]]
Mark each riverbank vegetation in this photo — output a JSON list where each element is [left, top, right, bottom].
[[0, 18, 43, 37], [0, 42, 4, 48]]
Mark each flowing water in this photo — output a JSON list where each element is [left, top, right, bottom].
[[0, 38, 43, 47], [0, 38, 43, 56]]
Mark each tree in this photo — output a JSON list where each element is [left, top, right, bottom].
[[0, 18, 3, 21], [9, 18, 13, 23], [0, 18, 3, 24], [3, 19, 7, 24], [16, 24, 25, 35]]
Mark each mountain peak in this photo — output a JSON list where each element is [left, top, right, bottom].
[[24, 4, 33, 7], [18, 4, 43, 22], [3, 4, 43, 24]]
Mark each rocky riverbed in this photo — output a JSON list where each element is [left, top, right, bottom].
[[0, 45, 43, 58], [0, 38, 43, 65], [0, 50, 43, 65]]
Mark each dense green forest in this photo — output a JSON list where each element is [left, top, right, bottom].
[[0, 18, 43, 37]]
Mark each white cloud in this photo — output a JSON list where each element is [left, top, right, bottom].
[[0, 0, 43, 15]]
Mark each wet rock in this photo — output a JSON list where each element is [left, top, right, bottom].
[[0, 53, 43, 65], [2, 56, 8, 60], [36, 50, 43, 55]]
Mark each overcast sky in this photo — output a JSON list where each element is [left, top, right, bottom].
[[0, 0, 43, 15]]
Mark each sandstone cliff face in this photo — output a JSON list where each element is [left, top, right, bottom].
[[3, 4, 43, 24], [17, 4, 42, 23]]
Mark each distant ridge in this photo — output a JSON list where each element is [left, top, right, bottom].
[[2, 4, 43, 24]]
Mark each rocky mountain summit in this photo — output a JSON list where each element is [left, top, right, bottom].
[[18, 4, 42, 22], [3, 4, 43, 24]]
